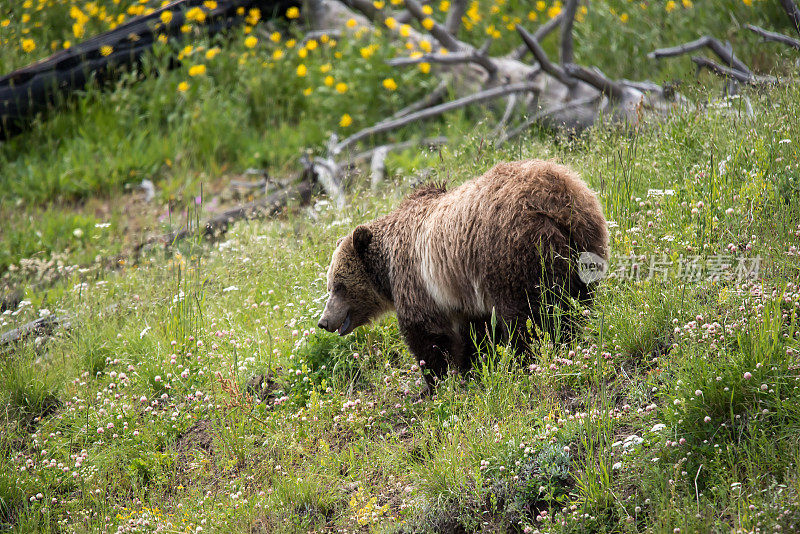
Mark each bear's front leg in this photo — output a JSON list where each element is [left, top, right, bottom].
[[397, 315, 463, 395]]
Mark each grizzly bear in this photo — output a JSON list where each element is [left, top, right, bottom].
[[317, 159, 609, 391]]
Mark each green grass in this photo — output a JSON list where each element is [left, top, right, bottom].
[[1, 0, 800, 532], [1, 85, 799, 530]]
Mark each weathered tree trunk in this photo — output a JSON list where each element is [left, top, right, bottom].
[[310, 0, 676, 151], [0, 0, 296, 140]]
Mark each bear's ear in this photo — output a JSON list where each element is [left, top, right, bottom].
[[352, 225, 372, 257]]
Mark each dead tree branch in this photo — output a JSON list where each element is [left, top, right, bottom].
[[516, 24, 577, 87], [745, 24, 800, 50], [560, 0, 579, 64], [403, 0, 462, 51], [781, 0, 800, 35], [444, 0, 469, 35], [491, 93, 518, 136], [369, 146, 390, 190], [312, 156, 346, 208], [388, 45, 496, 76], [333, 81, 539, 154], [649, 36, 751, 74], [511, 14, 563, 60], [563, 64, 626, 100], [392, 78, 450, 118], [350, 136, 448, 164], [691, 57, 777, 86]]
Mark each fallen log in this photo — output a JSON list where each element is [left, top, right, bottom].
[[135, 175, 314, 253], [0, 314, 73, 349], [0, 0, 295, 140]]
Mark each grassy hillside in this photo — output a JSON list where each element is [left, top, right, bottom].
[[2, 0, 800, 532]]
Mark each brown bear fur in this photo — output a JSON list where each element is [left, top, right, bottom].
[[318, 159, 609, 390]]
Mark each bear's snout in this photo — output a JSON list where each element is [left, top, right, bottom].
[[318, 298, 354, 336]]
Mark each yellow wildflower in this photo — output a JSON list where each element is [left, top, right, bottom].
[[286, 6, 299, 18], [180, 24, 190, 33], [384, 16, 397, 29], [320, 63, 332, 73], [324, 75, 334, 86], [339, 114, 353, 127], [298, 47, 308, 58], [620, 13, 629, 22], [157, 34, 167, 43], [188, 64, 206, 76], [528, 11, 537, 21], [382, 78, 397, 90], [22, 14, 31, 23], [100, 45, 113, 56], [422, 4, 433, 14], [439, 0, 450, 11], [547, 4, 561, 18], [373, 0, 385, 7], [682, 0, 693, 6], [272, 48, 283, 59], [244, 35, 257, 48], [236, 6, 244, 15], [422, 17, 435, 30], [335, 82, 348, 93], [296, 64, 307, 76], [665, 0, 676, 12], [205, 47, 220, 59], [346, 17, 358, 28], [419, 62, 431, 73], [203, 0, 217, 9], [73, 23, 85, 38], [400, 24, 411, 37], [303, 87, 312, 96], [270, 31, 281, 42], [177, 81, 189, 92], [742, 0, 752, 5], [63, 40, 72, 48], [160, 10, 172, 24], [186, 7, 205, 22], [307, 39, 318, 50], [286, 39, 296, 48], [247, 8, 260, 23], [21, 38, 36, 52], [320, 34, 330, 43], [1, 19, 10, 27]]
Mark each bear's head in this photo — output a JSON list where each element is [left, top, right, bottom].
[[318, 225, 392, 336]]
